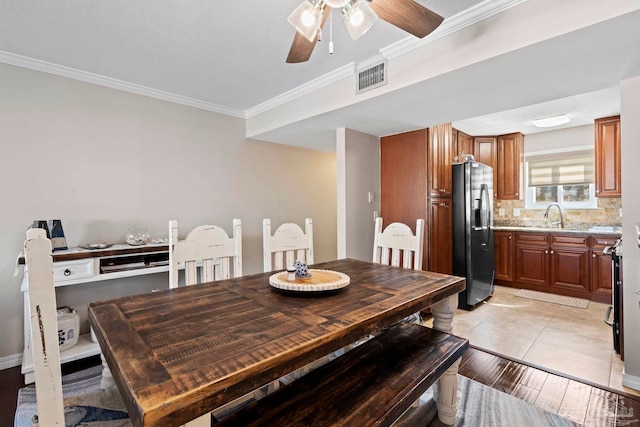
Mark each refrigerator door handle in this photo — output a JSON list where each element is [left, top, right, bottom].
[[479, 183, 490, 246]]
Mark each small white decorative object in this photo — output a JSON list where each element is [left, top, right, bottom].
[[125, 228, 150, 246], [56, 306, 79, 352], [287, 267, 296, 281], [294, 260, 311, 278]]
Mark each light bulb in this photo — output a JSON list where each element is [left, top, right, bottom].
[[349, 9, 364, 26], [301, 10, 316, 27]]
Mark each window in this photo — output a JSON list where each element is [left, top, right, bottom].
[[525, 150, 597, 209]]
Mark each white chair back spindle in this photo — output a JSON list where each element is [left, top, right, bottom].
[[263, 218, 314, 272], [24, 228, 65, 427], [169, 219, 242, 288], [373, 217, 425, 270]]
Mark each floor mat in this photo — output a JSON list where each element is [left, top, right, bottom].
[[514, 289, 590, 309]]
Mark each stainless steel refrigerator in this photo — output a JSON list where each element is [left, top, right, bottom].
[[452, 161, 495, 309]]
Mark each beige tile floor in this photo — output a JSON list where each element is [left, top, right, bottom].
[[425, 285, 640, 397]]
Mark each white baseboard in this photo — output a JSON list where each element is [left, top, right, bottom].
[[0, 352, 22, 370], [622, 371, 640, 392]]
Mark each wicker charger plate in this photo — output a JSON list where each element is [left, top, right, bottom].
[[269, 269, 350, 293]]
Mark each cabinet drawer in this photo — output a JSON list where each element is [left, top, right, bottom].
[[515, 232, 548, 245], [551, 234, 588, 247], [53, 260, 94, 283], [592, 235, 619, 247]]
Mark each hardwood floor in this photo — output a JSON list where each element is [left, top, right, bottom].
[[459, 346, 640, 426], [3, 349, 639, 426]]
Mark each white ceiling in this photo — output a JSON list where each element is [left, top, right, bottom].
[[1, 1, 639, 150]]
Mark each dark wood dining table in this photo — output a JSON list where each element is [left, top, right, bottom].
[[88, 258, 466, 427]]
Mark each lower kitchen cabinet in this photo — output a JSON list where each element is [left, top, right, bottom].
[[494, 231, 514, 282], [549, 245, 590, 293], [497, 230, 617, 303], [428, 198, 453, 274], [591, 235, 618, 301]]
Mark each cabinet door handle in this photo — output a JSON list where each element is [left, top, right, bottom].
[[508, 235, 512, 240], [545, 250, 548, 254], [439, 203, 446, 207], [515, 192, 518, 196], [592, 253, 597, 258], [64, 269, 71, 276], [550, 250, 554, 254]]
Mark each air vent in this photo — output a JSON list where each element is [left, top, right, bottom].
[[356, 59, 388, 94]]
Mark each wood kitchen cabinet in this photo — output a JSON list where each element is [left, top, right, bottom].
[[549, 234, 590, 293], [590, 235, 618, 301], [380, 129, 429, 269], [455, 129, 474, 157], [428, 198, 453, 274], [473, 136, 497, 197], [515, 232, 549, 287], [494, 231, 514, 282], [427, 123, 454, 274], [496, 132, 524, 200], [594, 116, 621, 197], [427, 123, 453, 198], [506, 230, 615, 302]]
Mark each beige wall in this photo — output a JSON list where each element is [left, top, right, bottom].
[[0, 63, 337, 361], [337, 129, 380, 261]]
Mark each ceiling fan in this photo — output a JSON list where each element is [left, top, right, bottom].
[[286, 0, 444, 63]]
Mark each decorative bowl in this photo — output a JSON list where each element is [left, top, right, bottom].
[[125, 228, 150, 246]]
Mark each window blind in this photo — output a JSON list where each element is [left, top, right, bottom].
[[527, 156, 594, 187]]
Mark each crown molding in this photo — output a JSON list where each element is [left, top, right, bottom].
[[0, 50, 245, 118], [380, 0, 528, 60], [0, 0, 524, 120], [245, 63, 355, 118]]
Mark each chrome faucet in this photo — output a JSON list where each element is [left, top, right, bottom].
[[544, 203, 563, 229]]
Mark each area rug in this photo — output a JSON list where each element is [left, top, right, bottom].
[[396, 375, 582, 427], [14, 365, 131, 427], [514, 289, 590, 309]]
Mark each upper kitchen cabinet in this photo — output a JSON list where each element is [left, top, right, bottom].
[[428, 123, 454, 198], [473, 136, 497, 196], [496, 132, 524, 200], [455, 129, 474, 158], [594, 116, 621, 197]]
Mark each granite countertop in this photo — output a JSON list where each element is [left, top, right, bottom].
[[494, 225, 622, 235]]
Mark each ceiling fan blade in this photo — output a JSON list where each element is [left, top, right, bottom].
[[368, 0, 444, 38], [286, 6, 331, 63]]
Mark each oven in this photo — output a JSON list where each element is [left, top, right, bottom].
[[603, 238, 623, 356]]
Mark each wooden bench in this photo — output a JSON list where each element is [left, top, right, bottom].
[[212, 322, 469, 427]]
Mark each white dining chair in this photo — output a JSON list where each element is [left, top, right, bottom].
[[262, 218, 331, 383], [24, 229, 131, 427], [169, 219, 242, 289], [373, 217, 425, 324], [24, 228, 66, 426], [169, 219, 278, 425], [373, 217, 425, 270], [262, 218, 313, 272]]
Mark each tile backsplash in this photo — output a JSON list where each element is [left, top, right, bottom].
[[494, 198, 622, 228]]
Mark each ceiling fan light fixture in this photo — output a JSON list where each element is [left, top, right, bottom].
[[343, 0, 378, 40], [532, 114, 571, 128], [288, 0, 324, 42]]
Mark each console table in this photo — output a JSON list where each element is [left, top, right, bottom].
[[18, 244, 169, 384]]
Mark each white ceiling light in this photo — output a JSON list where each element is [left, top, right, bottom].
[[288, 0, 378, 44], [532, 114, 571, 128], [287, 0, 323, 42], [343, 0, 378, 40]]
